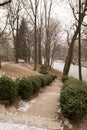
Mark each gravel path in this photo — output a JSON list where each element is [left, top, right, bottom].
[[0, 79, 62, 130]]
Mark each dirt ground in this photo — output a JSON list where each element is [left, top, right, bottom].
[[0, 62, 62, 79], [71, 115, 87, 130]]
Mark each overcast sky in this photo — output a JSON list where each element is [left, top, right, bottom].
[[0, 0, 74, 27], [52, 0, 74, 29]]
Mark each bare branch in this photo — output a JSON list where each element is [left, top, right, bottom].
[[0, 13, 9, 37], [22, 1, 34, 24], [48, 0, 52, 26], [0, 0, 12, 6], [29, 0, 35, 16]]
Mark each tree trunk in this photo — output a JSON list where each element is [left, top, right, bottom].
[[34, 1, 37, 71], [15, 15, 19, 63], [38, 27, 42, 65], [63, 2, 87, 77], [78, 0, 82, 80], [38, 39, 42, 65], [63, 25, 80, 76], [0, 57, 1, 69]]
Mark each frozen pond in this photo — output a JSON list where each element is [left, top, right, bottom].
[[53, 60, 87, 81]]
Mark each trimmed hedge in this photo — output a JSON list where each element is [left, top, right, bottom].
[[37, 76, 48, 87], [0, 74, 56, 101], [0, 76, 18, 102], [60, 78, 87, 121], [18, 74, 56, 99], [27, 76, 41, 94], [18, 77, 33, 99]]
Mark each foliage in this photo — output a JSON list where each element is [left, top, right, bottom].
[[27, 76, 41, 94], [45, 74, 53, 85], [0, 76, 18, 102], [51, 74, 57, 80], [18, 77, 33, 99], [40, 74, 56, 86], [0, 74, 56, 101], [39, 65, 48, 75], [18, 18, 29, 61], [60, 78, 87, 121], [61, 76, 69, 83], [37, 76, 48, 87]]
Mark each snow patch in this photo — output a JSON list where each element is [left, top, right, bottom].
[[18, 101, 31, 112], [17, 100, 36, 112], [0, 122, 48, 130]]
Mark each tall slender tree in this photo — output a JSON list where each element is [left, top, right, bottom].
[[78, 0, 82, 80], [18, 18, 29, 62], [63, 0, 87, 77]]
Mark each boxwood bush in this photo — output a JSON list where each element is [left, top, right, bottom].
[[45, 74, 53, 85], [18, 77, 33, 99], [60, 78, 87, 121], [0, 73, 56, 103], [51, 74, 57, 80], [37, 76, 48, 87], [0, 76, 18, 102], [17, 74, 57, 100], [39, 65, 48, 75], [27, 76, 41, 94], [61, 76, 69, 83]]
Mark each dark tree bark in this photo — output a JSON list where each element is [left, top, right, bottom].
[[44, 0, 52, 68], [0, 0, 12, 6], [0, 57, 1, 69], [15, 15, 19, 63], [78, 0, 82, 80], [38, 28, 42, 65], [34, 0, 37, 70]]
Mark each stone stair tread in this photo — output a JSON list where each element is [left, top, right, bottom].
[[12, 115, 61, 130]]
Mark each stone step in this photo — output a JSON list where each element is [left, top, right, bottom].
[[11, 115, 61, 130], [0, 115, 61, 130]]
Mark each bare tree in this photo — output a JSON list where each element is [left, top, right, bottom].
[[22, 0, 39, 70], [78, 0, 82, 80], [0, 0, 12, 68], [63, 0, 87, 78], [44, 0, 53, 67], [48, 19, 60, 69], [7, 0, 22, 63]]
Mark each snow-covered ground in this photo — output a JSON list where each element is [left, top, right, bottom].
[[53, 60, 87, 81], [0, 122, 48, 130], [17, 100, 36, 112]]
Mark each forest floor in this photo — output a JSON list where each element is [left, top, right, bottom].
[[0, 62, 62, 79]]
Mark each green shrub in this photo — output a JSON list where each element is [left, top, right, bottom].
[[60, 78, 87, 121], [17, 74, 55, 99], [37, 75, 53, 87], [27, 76, 41, 94], [37, 76, 48, 87], [18, 77, 33, 99], [61, 76, 69, 83], [0, 76, 18, 102], [45, 74, 53, 85], [50, 74, 57, 80], [39, 65, 48, 75]]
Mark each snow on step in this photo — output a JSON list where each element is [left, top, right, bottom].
[[0, 116, 61, 130], [0, 122, 48, 130], [11, 115, 61, 130]]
